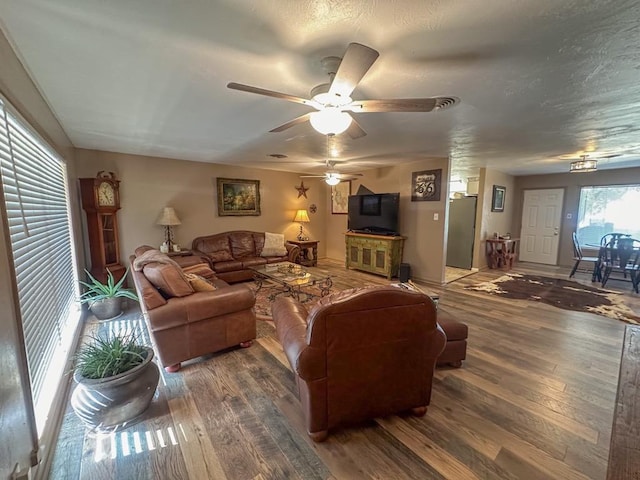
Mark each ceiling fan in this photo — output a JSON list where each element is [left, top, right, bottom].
[[568, 153, 621, 173], [299, 163, 363, 186], [227, 43, 460, 138]]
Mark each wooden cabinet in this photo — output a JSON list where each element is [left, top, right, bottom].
[[345, 233, 405, 279], [79, 172, 126, 284]]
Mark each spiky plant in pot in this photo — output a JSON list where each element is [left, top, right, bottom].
[[75, 333, 148, 379], [71, 332, 159, 430], [79, 268, 138, 320]]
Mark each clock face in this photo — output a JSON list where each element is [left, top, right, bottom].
[[97, 181, 115, 206]]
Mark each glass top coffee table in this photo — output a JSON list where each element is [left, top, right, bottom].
[[249, 261, 333, 302]]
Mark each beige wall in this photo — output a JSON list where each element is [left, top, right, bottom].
[[324, 158, 450, 284], [0, 27, 77, 479], [514, 166, 640, 266], [74, 149, 328, 263], [472, 168, 517, 269], [76, 150, 451, 284]]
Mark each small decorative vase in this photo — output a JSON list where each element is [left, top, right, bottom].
[[89, 297, 122, 320], [71, 347, 160, 431]]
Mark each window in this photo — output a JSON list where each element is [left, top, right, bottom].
[[576, 185, 640, 247], [0, 97, 80, 435]]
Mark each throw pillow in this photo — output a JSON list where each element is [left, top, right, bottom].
[[261, 232, 287, 257], [184, 273, 217, 292]]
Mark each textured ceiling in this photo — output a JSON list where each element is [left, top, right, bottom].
[[1, 0, 640, 180]]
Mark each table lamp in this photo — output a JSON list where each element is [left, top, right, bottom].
[[293, 209, 310, 241], [156, 207, 181, 252]]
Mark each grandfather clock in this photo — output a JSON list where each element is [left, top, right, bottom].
[[79, 171, 126, 284]]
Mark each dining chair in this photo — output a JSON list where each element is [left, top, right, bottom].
[[570, 232, 601, 281], [600, 238, 640, 292], [600, 232, 631, 246]]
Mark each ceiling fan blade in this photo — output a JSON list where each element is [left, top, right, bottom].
[[348, 98, 438, 113], [269, 113, 313, 133], [300, 175, 329, 178], [345, 115, 367, 139], [227, 82, 316, 107], [328, 43, 379, 99]]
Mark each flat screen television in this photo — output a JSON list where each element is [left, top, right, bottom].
[[347, 193, 400, 235]]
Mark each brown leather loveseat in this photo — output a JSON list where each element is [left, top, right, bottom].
[[130, 246, 257, 372], [192, 231, 300, 284], [271, 285, 446, 441]]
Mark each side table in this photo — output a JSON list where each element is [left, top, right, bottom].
[[486, 238, 520, 270], [288, 240, 319, 267]]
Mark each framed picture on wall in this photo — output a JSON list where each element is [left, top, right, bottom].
[[411, 169, 442, 201], [492, 185, 506, 212], [216, 177, 261, 216], [331, 180, 351, 214]]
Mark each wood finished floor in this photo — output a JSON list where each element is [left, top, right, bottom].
[[49, 261, 640, 480]]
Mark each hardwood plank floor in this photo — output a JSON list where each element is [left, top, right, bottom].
[[48, 260, 640, 479]]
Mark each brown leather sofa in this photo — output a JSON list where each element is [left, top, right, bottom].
[[130, 246, 257, 372], [192, 231, 300, 284], [271, 285, 446, 442]]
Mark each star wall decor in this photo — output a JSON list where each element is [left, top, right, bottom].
[[295, 181, 309, 198]]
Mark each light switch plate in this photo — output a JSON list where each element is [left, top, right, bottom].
[[433, 213, 439, 221]]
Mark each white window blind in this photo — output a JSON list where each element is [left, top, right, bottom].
[[0, 98, 80, 434]]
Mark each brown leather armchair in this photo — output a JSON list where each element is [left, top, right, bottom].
[[271, 285, 446, 442]]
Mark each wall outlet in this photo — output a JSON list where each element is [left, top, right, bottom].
[[433, 213, 439, 221]]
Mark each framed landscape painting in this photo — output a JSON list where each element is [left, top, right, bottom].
[[216, 178, 261, 216], [331, 180, 351, 214]]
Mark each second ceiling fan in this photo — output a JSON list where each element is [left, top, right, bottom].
[[228, 43, 459, 138]]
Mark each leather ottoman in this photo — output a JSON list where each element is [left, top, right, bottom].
[[436, 310, 468, 368]]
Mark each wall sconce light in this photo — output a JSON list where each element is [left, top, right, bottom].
[[156, 207, 181, 252], [293, 209, 310, 241]]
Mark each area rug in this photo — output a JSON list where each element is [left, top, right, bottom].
[[465, 273, 640, 324]]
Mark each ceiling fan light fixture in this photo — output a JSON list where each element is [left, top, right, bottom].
[[569, 158, 598, 173], [310, 108, 352, 135], [325, 173, 341, 186]]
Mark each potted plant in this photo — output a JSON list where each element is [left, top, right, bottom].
[[79, 268, 138, 320], [70, 332, 160, 430]]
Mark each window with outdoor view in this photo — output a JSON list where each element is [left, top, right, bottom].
[[576, 185, 640, 247], [0, 96, 80, 437]]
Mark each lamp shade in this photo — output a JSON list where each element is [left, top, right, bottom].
[[309, 108, 352, 135], [156, 207, 181, 226], [293, 209, 310, 223]]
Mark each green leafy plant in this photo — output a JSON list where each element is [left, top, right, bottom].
[[79, 268, 138, 304], [75, 333, 148, 379]]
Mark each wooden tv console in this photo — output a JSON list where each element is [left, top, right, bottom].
[[345, 232, 405, 279]]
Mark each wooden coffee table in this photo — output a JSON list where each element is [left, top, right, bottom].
[[249, 261, 332, 302]]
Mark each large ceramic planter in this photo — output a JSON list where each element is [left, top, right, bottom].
[[71, 347, 160, 430], [89, 297, 122, 320]]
